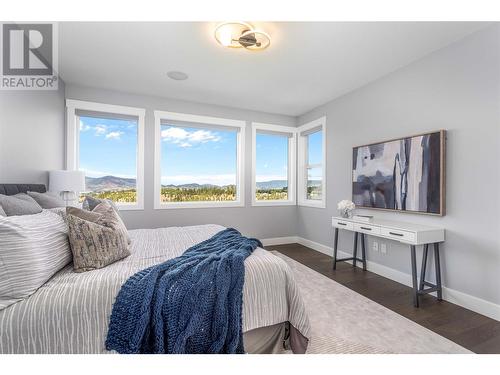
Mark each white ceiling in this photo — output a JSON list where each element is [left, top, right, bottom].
[[59, 22, 488, 116]]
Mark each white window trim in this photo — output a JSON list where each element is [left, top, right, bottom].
[[65, 99, 145, 210], [297, 116, 327, 208], [251, 123, 297, 207], [154, 110, 246, 209]]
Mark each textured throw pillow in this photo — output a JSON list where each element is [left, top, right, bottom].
[[82, 196, 130, 244], [66, 202, 130, 273], [0, 205, 5, 217], [0, 210, 72, 310], [27, 191, 65, 209], [82, 196, 120, 213], [0, 193, 43, 216]]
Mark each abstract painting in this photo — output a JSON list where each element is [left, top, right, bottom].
[[352, 130, 445, 215]]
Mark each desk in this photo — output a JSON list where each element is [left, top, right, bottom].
[[331, 216, 445, 307]]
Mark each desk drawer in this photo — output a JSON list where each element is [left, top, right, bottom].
[[332, 218, 354, 230], [354, 223, 380, 235], [380, 227, 416, 243]]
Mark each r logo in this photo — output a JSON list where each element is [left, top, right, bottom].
[[2, 23, 53, 76]]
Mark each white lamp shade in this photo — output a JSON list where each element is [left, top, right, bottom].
[[49, 170, 86, 193]]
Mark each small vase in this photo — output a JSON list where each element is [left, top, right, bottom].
[[340, 209, 353, 219]]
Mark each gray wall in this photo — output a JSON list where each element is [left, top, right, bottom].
[[297, 25, 500, 305], [65, 84, 298, 239], [0, 81, 66, 186]]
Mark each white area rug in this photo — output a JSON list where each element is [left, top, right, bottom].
[[273, 252, 471, 354]]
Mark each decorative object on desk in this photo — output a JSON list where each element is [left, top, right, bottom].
[[49, 170, 85, 206], [352, 130, 445, 216], [338, 200, 355, 218], [353, 214, 373, 223]]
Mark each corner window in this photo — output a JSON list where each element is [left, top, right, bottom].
[[251, 123, 296, 206], [298, 117, 326, 208], [154, 111, 245, 209], [66, 100, 145, 210]]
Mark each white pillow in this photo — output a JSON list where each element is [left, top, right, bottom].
[[0, 210, 71, 310]]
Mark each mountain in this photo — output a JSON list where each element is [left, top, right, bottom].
[[85, 175, 136, 192], [256, 180, 287, 190], [307, 180, 322, 187], [162, 183, 223, 189], [85, 175, 321, 192]]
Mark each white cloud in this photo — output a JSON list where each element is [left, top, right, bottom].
[[161, 174, 236, 186], [161, 127, 221, 148], [94, 125, 107, 136], [79, 120, 91, 132], [105, 131, 124, 140]]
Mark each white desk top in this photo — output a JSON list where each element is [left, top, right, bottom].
[[332, 216, 445, 245], [332, 216, 444, 233]]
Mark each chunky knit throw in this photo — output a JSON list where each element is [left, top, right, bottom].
[[105, 228, 261, 354]]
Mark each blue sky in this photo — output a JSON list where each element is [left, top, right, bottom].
[[79, 116, 138, 179], [308, 130, 323, 165], [161, 124, 237, 186], [307, 130, 323, 181], [80, 116, 323, 186], [256, 133, 288, 182]]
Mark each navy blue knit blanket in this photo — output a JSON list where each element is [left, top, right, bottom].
[[105, 228, 261, 354]]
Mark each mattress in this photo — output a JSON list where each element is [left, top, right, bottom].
[[0, 224, 310, 353]]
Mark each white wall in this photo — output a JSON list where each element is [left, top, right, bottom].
[[297, 25, 500, 309], [0, 82, 66, 186], [65, 84, 298, 239]]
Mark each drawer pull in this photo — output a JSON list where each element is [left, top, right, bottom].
[[337, 222, 347, 226], [360, 227, 372, 231], [389, 232, 404, 237]]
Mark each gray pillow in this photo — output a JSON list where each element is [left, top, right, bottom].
[[82, 196, 130, 244], [82, 196, 120, 213], [66, 202, 130, 273], [0, 205, 6, 217], [27, 191, 65, 209], [0, 194, 43, 216], [0, 210, 71, 310]]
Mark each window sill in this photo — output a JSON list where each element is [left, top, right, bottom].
[[251, 200, 296, 207], [154, 201, 245, 210], [116, 204, 144, 211], [298, 200, 326, 209]]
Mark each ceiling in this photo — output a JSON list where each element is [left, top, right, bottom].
[[59, 22, 488, 117]]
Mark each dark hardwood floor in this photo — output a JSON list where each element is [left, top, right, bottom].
[[266, 243, 500, 354]]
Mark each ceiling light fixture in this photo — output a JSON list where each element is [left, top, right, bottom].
[[214, 22, 271, 51], [167, 71, 189, 81]]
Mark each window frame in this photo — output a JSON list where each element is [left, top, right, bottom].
[[297, 116, 327, 208], [65, 99, 145, 210], [154, 110, 246, 209], [251, 122, 297, 207]]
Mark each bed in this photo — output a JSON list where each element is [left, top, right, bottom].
[[0, 184, 310, 354]]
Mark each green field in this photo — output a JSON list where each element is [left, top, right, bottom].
[[255, 188, 288, 201], [160, 186, 236, 202], [83, 189, 137, 203], [83, 186, 290, 203]]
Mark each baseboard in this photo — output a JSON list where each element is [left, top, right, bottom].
[[261, 236, 299, 246], [262, 235, 500, 322]]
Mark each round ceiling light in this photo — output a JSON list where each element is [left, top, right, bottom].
[[214, 22, 271, 51], [167, 71, 189, 80]]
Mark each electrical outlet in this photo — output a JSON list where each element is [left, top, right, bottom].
[[381, 243, 387, 254], [372, 241, 379, 251]]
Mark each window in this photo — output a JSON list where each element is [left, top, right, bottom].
[[298, 117, 326, 208], [154, 111, 245, 209], [251, 123, 296, 206], [66, 100, 145, 210]]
